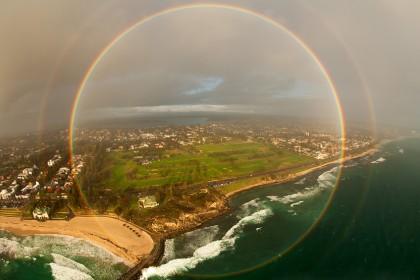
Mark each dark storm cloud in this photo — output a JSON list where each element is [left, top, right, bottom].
[[1, 0, 419, 136]]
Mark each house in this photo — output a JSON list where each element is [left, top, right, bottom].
[[22, 167, 34, 177], [48, 155, 62, 167], [15, 194, 30, 200], [58, 167, 70, 175], [17, 173, 27, 182], [0, 189, 10, 200], [138, 195, 159, 208], [32, 207, 49, 221], [21, 182, 35, 194], [315, 151, 329, 160]]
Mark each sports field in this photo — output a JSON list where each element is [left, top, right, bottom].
[[103, 141, 313, 190]]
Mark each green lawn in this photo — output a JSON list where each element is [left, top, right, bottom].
[[102, 141, 313, 191]]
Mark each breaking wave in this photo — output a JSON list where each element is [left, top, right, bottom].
[[290, 200, 304, 208], [0, 237, 39, 259], [266, 166, 338, 205], [21, 234, 124, 264], [0, 233, 127, 280], [51, 253, 91, 275], [344, 162, 359, 168], [181, 225, 220, 254], [141, 238, 234, 279], [371, 157, 386, 164], [229, 205, 272, 232], [161, 225, 220, 262], [237, 198, 262, 218], [141, 209, 273, 279], [224, 209, 273, 239], [49, 263, 93, 280], [160, 239, 176, 264], [55, 235, 121, 263], [317, 167, 338, 188], [295, 177, 306, 185]]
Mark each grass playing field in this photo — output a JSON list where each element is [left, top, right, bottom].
[[102, 141, 313, 190]]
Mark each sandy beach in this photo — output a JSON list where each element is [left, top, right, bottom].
[[0, 215, 154, 266], [226, 147, 378, 197]]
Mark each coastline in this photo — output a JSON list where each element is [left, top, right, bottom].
[[0, 215, 154, 266], [0, 145, 381, 279], [225, 146, 379, 198], [130, 145, 381, 277]]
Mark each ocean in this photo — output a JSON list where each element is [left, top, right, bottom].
[[1, 137, 419, 279], [141, 137, 420, 280], [0, 233, 128, 279]]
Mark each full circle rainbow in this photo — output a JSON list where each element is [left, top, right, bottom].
[[68, 3, 347, 277]]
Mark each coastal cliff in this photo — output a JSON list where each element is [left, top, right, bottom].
[[128, 185, 229, 238]]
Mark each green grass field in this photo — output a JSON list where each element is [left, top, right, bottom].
[[103, 141, 313, 191]]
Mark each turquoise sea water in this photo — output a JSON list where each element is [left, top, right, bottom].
[[1, 138, 419, 279]]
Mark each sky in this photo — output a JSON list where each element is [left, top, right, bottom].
[[1, 0, 420, 137]]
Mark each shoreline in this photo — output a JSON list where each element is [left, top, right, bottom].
[[224, 146, 379, 198], [129, 145, 381, 277], [0, 215, 154, 266], [0, 145, 381, 279]]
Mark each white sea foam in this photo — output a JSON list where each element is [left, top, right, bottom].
[[344, 162, 359, 168], [0, 238, 38, 258], [237, 198, 262, 218], [290, 200, 304, 208], [22, 234, 124, 264], [163, 225, 220, 261], [266, 188, 318, 205], [399, 148, 404, 154], [182, 225, 219, 247], [371, 157, 386, 164], [266, 167, 338, 205], [160, 239, 176, 264], [1, 234, 124, 279], [141, 208, 273, 279], [51, 253, 91, 275], [49, 263, 93, 280], [224, 209, 273, 239], [266, 195, 282, 202], [295, 178, 306, 185], [317, 167, 338, 188], [141, 237, 235, 279]]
